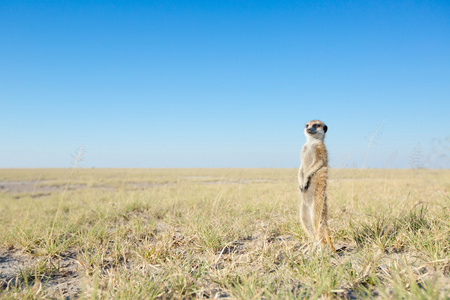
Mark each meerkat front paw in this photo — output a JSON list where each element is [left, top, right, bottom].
[[302, 179, 309, 190], [298, 175, 305, 192]]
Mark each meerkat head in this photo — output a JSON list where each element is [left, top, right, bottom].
[[304, 120, 327, 140]]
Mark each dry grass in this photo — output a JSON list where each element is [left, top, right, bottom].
[[0, 168, 449, 299]]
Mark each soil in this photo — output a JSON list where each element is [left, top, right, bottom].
[[0, 249, 82, 298]]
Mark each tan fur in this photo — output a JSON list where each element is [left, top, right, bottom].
[[298, 120, 335, 252]]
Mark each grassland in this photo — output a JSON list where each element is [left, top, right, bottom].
[[0, 168, 449, 299]]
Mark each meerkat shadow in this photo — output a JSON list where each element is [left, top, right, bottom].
[[334, 245, 355, 256], [335, 246, 347, 253]]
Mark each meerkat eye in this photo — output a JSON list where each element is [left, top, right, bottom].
[[317, 124, 321, 128], [305, 124, 308, 128]]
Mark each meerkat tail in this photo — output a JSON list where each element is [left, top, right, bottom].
[[324, 229, 335, 252]]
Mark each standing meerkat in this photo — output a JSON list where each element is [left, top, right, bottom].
[[298, 120, 335, 252]]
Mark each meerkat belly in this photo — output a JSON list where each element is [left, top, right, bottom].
[[303, 149, 316, 170]]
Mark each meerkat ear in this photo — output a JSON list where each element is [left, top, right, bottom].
[[323, 125, 328, 133]]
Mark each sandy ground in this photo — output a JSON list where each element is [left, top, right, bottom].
[[1, 180, 449, 298], [0, 249, 82, 298], [0, 181, 89, 196]]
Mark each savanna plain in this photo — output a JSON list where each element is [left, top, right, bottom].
[[0, 168, 449, 299]]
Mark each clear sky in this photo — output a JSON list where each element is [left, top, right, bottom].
[[1, 1, 449, 169]]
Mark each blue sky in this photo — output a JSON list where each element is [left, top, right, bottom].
[[1, 1, 449, 168]]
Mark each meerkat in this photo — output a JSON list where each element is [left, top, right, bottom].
[[298, 120, 335, 252]]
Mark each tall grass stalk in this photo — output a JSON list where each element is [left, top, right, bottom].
[[48, 146, 85, 245], [354, 121, 384, 210]]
